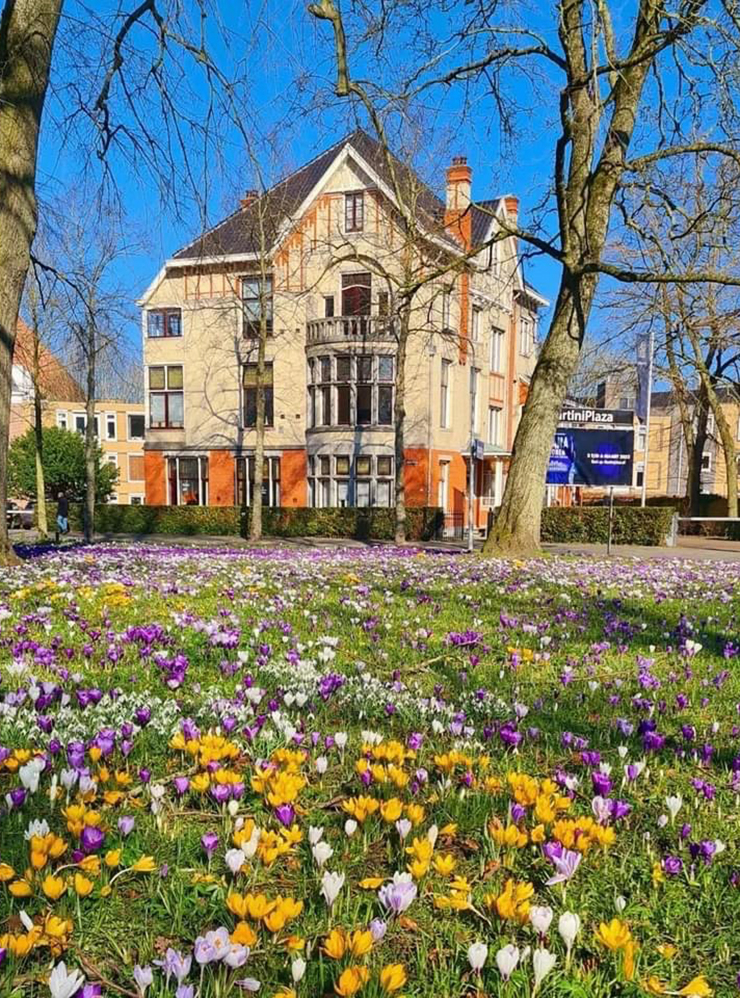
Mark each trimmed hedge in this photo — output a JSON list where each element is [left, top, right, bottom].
[[540, 506, 675, 546], [69, 504, 443, 541]]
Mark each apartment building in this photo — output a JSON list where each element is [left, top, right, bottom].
[[597, 374, 740, 500], [139, 129, 546, 530], [11, 320, 146, 504]]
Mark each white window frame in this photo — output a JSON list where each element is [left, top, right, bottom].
[[707, 411, 715, 436], [635, 461, 645, 489], [106, 412, 117, 441], [637, 424, 647, 451], [487, 405, 501, 447], [56, 410, 68, 431], [701, 451, 712, 473], [471, 306, 481, 342], [127, 412, 146, 442], [129, 494, 145, 505], [490, 327, 504, 373], [73, 412, 100, 437], [440, 359, 452, 429], [519, 315, 534, 357], [147, 364, 185, 430], [438, 460, 450, 510]]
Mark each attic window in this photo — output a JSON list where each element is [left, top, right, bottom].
[[345, 192, 364, 233]]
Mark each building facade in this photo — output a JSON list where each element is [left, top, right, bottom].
[[10, 321, 146, 505], [140, 130, 546, 531]]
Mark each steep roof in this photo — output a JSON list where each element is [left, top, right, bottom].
[[172, 129, 479, 262], [13, 319, 85, 403]]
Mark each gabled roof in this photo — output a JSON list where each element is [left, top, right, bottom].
[[173, 128, 457, 262], [13, 319, 85, 403], [471, 199, 501, 247]]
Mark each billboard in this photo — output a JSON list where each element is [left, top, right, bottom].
[[559, 406, 633, 427], [547, 428, 634, 487]]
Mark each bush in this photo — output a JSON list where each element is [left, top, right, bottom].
[[9, 426, 118, 503], [69, 504, 443, 541], [540, 506, 675, 546]]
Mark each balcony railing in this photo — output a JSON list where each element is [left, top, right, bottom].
[[306, 315, 397, 345]]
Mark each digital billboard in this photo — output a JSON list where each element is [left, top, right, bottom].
[[546, 428, 634, 487]]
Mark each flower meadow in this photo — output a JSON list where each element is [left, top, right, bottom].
[[0, 544, 739, 998]]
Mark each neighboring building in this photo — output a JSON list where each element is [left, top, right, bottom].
[[597, 373, 740, 500], [139, 129, 547, 532], [10, 319, 145, 505]]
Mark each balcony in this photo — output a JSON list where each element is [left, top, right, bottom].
[[306, 315, 397, 346]]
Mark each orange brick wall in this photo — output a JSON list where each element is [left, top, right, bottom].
[[209, 450, 234, 506], [144, 452, 166, 505], [281, 449, 307, 507]]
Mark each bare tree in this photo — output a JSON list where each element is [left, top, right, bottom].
[[307, 0, 740, 553]]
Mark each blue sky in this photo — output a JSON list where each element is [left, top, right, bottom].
[[33, 2, 638, 357]]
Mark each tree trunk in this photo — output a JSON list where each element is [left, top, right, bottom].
[[33, 382, 47, 536], [484, 272, 596, 554], [84, 331, 96, 541], [249, 312, 267, 542], [688, 387, 709, 517], [394, 306, 409, 545], [0, 1, 63, 561]]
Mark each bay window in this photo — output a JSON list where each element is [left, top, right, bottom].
[[308, 453, 393, 507], [307, 353, 394, 428]]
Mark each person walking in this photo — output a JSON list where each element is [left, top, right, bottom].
[[56, 492, 69, 543]]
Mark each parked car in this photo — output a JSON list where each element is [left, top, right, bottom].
[[6, 501, 35, 530]]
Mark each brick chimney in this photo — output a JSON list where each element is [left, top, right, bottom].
[[444, 156, 472, 250], [503, 194, 519, 225], [240, 189, 258, 209]]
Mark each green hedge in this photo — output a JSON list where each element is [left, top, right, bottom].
[[69, 504, 443, 541], [540, 506, 675, 545]]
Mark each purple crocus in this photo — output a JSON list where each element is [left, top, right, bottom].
[[663, 855, 683, 876], [546, 847, 582, 886], [378, 875, 418, 914], [80, 825, 105, 854], [201, 832, 219, 858], [173, 777, 190, 796], [274, 804, 295, 827]]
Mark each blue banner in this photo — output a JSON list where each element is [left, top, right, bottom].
[[547, 429, 634, 487]]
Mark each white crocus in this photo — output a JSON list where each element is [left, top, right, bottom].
[[308, 826, 324, 845], [344, 819, 358, 838], [395, 818, 412, 840], [529, 905, 553, 938], [665, 794, 682, 822], [320, 870, 345, 909], [49, 961, 86, 998], [615, 895, 627, 913], [532, 948, 557, 994], [312, 841, 334, 868], [496, 944, 520, 981], [315, 756, 328, 775], [467, 942, 488, 972], [242, 828, 261, 860], [558, 912, 581, 968], [225, 849, 246, 875], [291, 957, 306, 983]]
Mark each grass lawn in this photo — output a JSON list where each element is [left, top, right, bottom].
[[0, 543, 738, 997]]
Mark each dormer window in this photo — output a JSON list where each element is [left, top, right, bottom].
[[345, 192, 364, 233]]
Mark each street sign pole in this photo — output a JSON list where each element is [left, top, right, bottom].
[[607, 486, 615, 556]]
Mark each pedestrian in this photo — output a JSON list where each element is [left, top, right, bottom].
[[56, 491, 69, 542]]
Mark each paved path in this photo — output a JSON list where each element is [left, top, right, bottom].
[[11, 529, 740, 561]]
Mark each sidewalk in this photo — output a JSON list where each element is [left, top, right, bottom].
[[12, 530, 740, 561]]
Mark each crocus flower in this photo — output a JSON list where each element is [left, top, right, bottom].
[[49, 962, 86, 998], [532, 949, 557, 994], [370, 919, 387, 943], [529, 905, 553, 938], [496, 944, 520, 981], [133, 964, 153, 995], [468, 942, 488, 972], [320, 870, 345, 909], [274, 804, 295, 827], [153, 948, 192, 983], [118, 816, 135, 836], [546, 848, 582, 886], [201, 832, 219, 859], [558, 911, 580, 965], [378, 873, 417, 914], [80, 825, 105, 854]]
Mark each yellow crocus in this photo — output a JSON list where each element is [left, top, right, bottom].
[[8, 880, 33, 898], [227, 893, 249, 920], [322, 927, 347, 960], [380, 798, 403, 823], [0, 863, 16, 881], [349, 929, 373, 958], [677, 977, 713, 997], [334, 966, 370, 997], [432, 853, 457, 877], [595, 919, 632, 951], [74, 874, 94, 897], [131, 855, 157, 873], [41, 875, 66, 901], [380, 964, 407, 993], [231, 922, 258, 947], [105, 849, 122, 869]]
